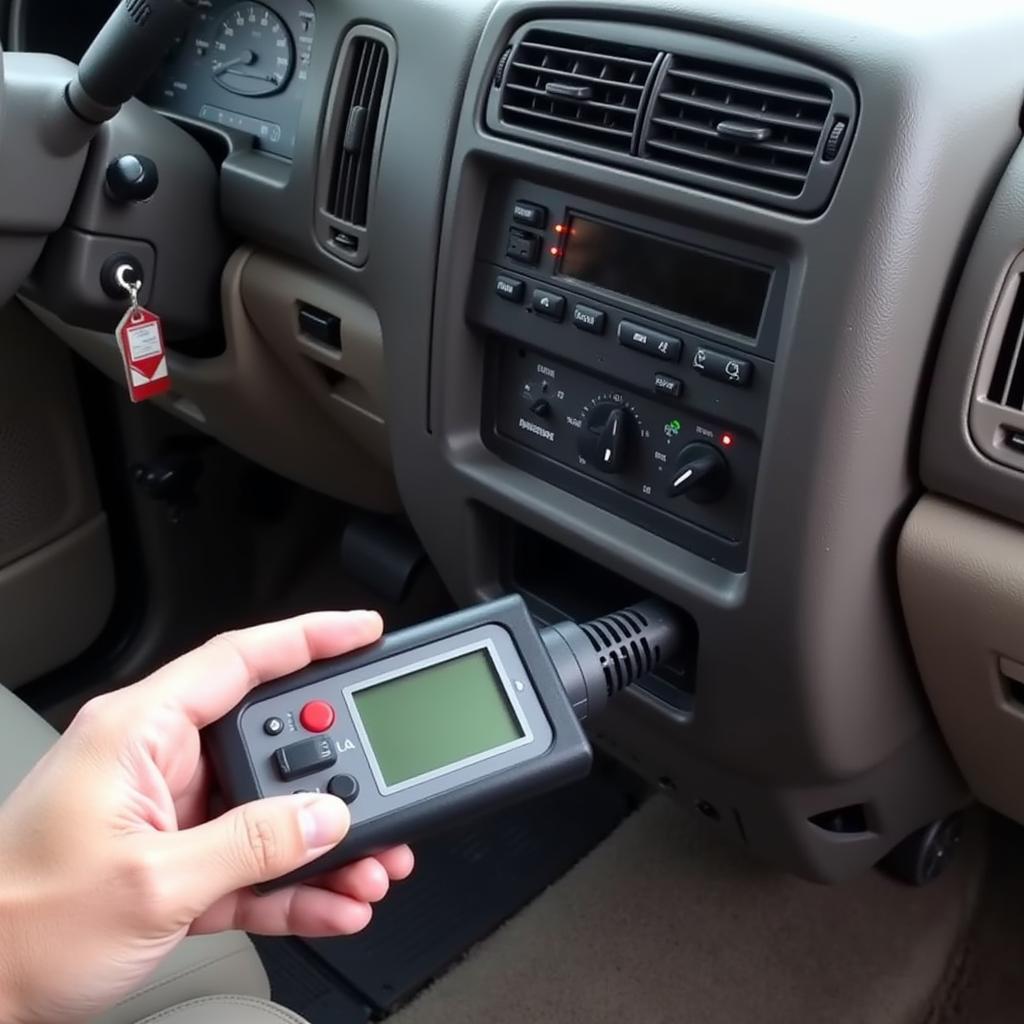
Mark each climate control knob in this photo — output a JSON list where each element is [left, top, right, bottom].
[[579, 402, 632, 474], [666, 443, 730, 503]]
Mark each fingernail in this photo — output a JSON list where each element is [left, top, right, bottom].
[[299, 796, 349, 850]]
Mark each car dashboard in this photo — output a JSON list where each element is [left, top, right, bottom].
[[11, 0, 1024, 883]]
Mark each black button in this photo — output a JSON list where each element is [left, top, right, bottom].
[[263, 717, 285, 737], [618, 321, 682, 363], [654, 374, 683, 399], [327, 774, 360, 804], [298, 306, 341, 350], [507, 228, 540, 265], [532, 289, 566, 321], [530, 399, 552, 418], [572, 305, 606, 335], [691, 347, 753, 387], [495, 275, 525, 303], [512, 201, 548, 229], [274, 736, 337, 782]]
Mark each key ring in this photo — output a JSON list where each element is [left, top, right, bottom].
[[114, 264, 144, 320]]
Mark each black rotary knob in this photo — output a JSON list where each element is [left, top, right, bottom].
[[579, 403, 632, 474], [666, 443, 730, 503], [105, 154, 159, 203]]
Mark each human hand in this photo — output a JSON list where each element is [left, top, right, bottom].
[[0, 612, 414, 1024]]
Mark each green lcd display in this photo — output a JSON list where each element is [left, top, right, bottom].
[[352, 649, 525, 788]]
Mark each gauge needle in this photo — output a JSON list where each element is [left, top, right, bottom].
[[213, 49, 257, 75]]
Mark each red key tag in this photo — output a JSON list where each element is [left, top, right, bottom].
[[114, 272, 171, 403]]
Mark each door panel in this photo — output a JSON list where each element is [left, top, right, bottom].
[[0, 301, 114, 686]]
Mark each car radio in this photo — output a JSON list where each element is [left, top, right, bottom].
[[468, 178, 786, 570]]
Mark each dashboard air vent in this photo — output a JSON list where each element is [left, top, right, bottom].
[[499, 29, 659, 154], [486, 21, 857, 215], [985, 275, 1024, 410], [328, 37, 389, 226], [968, 257, 1024, 472], [641, 55, 833, 198], [316, 28, 395, 266]]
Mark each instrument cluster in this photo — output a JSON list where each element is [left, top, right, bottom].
[[141, 0, 317, 158]]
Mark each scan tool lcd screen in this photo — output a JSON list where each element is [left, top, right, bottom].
[[351, 648, 526, 789]]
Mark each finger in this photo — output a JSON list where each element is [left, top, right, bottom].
[[191, 885, 374, 938], [314, 857, 391, 903], [164, 793, 350, 909], [376, 845, 415, 881], [144, 611, 384, 728], [172, 757, 211, 831]]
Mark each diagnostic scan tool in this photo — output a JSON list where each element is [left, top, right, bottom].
[[207, 595, 680, 890]]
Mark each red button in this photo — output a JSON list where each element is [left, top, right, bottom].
[[300, 700, 335, 733]]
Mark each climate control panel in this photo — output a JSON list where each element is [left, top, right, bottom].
[[488, 347, 759, 568]]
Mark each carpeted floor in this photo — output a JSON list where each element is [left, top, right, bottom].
[[391, 797, 986, 1024]]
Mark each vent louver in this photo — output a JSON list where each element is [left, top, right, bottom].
[[985, 275, 1024, 411], [642, 56, 833, 198], [487, 21, 857, 215], [327, 37, 389, 226], [316, 29, 394, 265], [499, 29, 658, 153]]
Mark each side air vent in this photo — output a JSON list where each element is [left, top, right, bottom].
[[499, 29, 659, 153], [316, 28, 396, 266], [486, 20, 857, 215], [984, 274, 1024, 409], [969, 259, 1024, 471], [641, 55, 833, 199]]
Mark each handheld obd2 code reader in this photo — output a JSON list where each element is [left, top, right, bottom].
[[207, 595, 681, 891]]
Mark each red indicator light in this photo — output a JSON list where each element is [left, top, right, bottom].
[[721, 433, 735, 447], [550, 247, 562, 258], [554, 224, 566, 234]]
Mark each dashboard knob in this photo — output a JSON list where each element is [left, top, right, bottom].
[[106, 155, 159, 203], [579, 402, 632, 474], [666, 443, 730, 503]]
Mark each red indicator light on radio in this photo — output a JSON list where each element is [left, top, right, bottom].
[[550, 247, 562, 258], [721, 433, 735, 448], [554, 224, 566, 234]]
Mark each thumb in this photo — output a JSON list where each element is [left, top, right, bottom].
[[167, 794, 350, 908]]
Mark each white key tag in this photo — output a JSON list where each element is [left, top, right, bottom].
[[114, 266, 172, 404]]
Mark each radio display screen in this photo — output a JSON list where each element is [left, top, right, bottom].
[[558, 216, 771, 339]]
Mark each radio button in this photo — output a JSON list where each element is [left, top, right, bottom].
[[692, 346, 753, 387], [531, 289, 566, 322], [572, 304, 606, 335], [507, 228, 540, 265], [495, 274, 525, 303], [618, 321, 682, 363], [512, 201, 547, 229], [654, 373, 683, 399]]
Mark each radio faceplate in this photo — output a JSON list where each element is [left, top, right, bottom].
[[471, 178, 783, 571]]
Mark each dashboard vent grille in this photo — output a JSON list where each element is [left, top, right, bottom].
[[641, 55, 833, 197], [487, 21, 857, 215], [327, 36, 389, 229], [317, 28, 395, 266], [985, 275, 1024, 410], [499, 29, 658, 153]]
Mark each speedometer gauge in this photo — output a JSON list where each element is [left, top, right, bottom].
[[211, 3, 295, 97]]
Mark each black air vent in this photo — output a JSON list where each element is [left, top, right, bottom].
[[641, 55, 833, 197], [499, 29, 659, 153], [326, 36, 389, 228], [986, 275, 1024, 409]]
